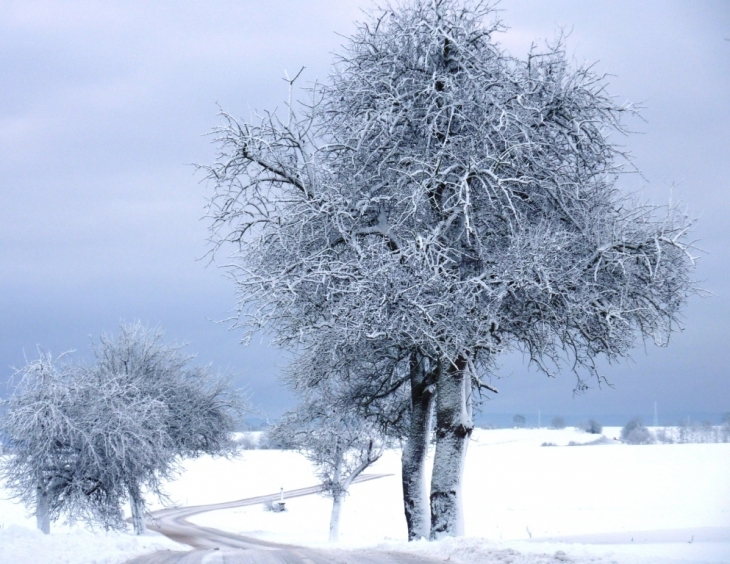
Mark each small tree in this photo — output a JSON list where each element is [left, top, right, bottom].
[[1, 352, 79, 534], [550, 417, 566, 430], [87, 323, 242, 534], [0, 352, 133, 533], [0, 325, 242, 534], [270, 386, 384, 542], [512, 414, 526, 428], [580, 419, 603, 435], [621, 418, 654, 444]]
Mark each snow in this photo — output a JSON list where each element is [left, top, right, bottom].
[[188, 427, 730, 563], [2, 428, 729, 563], [0, 525, 185, 564], [0, 458, 187, 563]]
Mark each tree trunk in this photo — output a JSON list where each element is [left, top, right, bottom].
[[329, 493, 343, 542], [401, 352, 436, 541], [429, 355, 472, 539], [129, 483, 147, 535], [36, 482, 50, 534], [329, 446, 344, 542]]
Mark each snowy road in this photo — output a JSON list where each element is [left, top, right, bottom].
[[125, 474, 443, 564]]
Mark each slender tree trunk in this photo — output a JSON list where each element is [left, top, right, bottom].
[[429, 355, 472, 539], [401, 352, 436, 541], [329, 493, 343, 542], [329, 444, 343, 542], [129, 483, 147, 535], [36, 482, 50, 534]]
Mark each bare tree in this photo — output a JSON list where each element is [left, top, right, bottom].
[[284, 337, 436, 540], [205, 0, 697, 540], [270, 383, 384, 542], [550, 416, 566, 430], [0, 351, 144, 533], [0, 325, 242, 535], [621, 417, 654, 444], [0, 351, 85, 534], [87, 322, 242, 534]]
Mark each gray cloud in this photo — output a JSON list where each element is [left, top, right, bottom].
[[1, 0, 728, 424]]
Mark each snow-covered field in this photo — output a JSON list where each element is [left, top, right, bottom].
[[1, 427, 729, 563], [0, 472, 185, 563]]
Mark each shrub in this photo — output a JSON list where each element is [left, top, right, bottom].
[[550, 416, 566, 430], [264, 499, 286, 512], [259, 426, 297, 450], [578, 419, 603, 434], [654, 428, 675, 444], [621, 418, 655, 444], [722, 422, 730, 443]]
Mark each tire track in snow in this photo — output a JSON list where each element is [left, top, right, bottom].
[[125, 473, 445, 563]]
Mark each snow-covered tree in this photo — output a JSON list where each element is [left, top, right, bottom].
[[270, 383, 384, 542], [205, 0, 697, 539], [86, 322, 242, 534], [0, 351, 137, 533], [0, 325, 242, 535]]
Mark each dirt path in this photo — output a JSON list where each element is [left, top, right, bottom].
[[125, 474, 443, 564]]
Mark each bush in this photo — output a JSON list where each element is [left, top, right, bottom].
[[621, 418, 655, 444], [654, 428, 675, 444], [259, 426, 296, 450], [578, 419, 603, 434], [550, 416, 566, 430], [264, 499, 286, 512], [722, 422, 730, 443], [232, 432, 259, 450]]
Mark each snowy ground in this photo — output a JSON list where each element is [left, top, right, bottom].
[[189, 427, 730, 564], [0, 470, 186, 564], [1, 427, 729, 563]]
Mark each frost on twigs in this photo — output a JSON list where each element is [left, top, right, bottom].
[[203, 0, 698, 539], [0, 323, 244, 534], [269, 381, 385, 542]]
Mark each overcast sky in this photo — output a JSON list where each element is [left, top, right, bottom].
[[1, 0, 728, 425]]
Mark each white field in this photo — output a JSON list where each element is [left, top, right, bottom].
[[1, 427, 729, 563]]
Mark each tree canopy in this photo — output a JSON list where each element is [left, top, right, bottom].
[[0, 324, 242, 534], [205, 0, 697, 538]]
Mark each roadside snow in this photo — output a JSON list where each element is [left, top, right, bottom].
[[0, 454, 188, 564], [0, 524, 184, 564], [377, 535, 730, 564]]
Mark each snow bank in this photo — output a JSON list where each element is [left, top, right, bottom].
[[371, 535, 730, 564], [0, 525, 184, 564], [0, 455, 188, 564]]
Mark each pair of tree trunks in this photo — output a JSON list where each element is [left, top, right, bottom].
[[401, 354, 472, 540]]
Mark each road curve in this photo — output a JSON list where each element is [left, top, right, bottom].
[[125, 474, 443, 564]]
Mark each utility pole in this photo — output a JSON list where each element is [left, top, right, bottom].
[[653, 402, 658, 427], [538, 410, 541, 429]]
